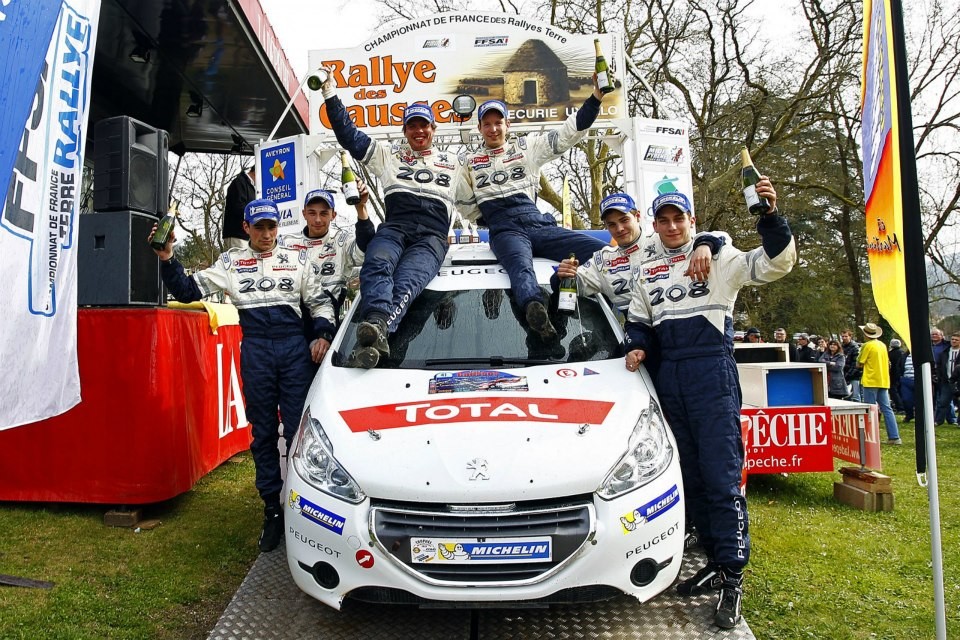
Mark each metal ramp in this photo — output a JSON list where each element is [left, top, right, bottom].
[[208, 544, 756, 640]]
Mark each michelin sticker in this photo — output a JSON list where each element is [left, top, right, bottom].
[[429, 370, 528, 394], [620, 484, 680, 534], [410, 537, 552, 563], [289, 490, 346, 535]]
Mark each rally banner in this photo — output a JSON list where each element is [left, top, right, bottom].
[[0, 0, 101, 430], [307, 12, 626, 134], [861, 0, 908, 342]]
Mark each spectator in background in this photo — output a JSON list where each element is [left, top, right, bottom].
[[796, 333, 819, 363], [934, 331, 960, 425], [773, 327, 798, 361], [745, 327, 762, 343], [858, 323, 901, 445], [932, 328, 958, 426], [816, 336, 828, 354], [224, 165, 256, 249], [901, 350, 915, 423], [819, 339, 847, 400], [888, 338, 906, 412], [841, 329, 862, 401]]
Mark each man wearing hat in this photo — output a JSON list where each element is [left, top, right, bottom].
[[745, 327, 762, 343], [454, 76, 610, 342], [552, 192, 721, 315], [623, 178, 795, 629], [319, 67, 461, 368], [281, 184, 375, 331], [857, 322, 901, 444], [149, 198, 337, 551], [796, 333, 819, 363]]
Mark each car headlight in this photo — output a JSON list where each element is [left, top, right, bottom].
[[596, 397, 673, 500], [292, 408, 365, 504]]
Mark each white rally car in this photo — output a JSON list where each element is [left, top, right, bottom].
[[284, 243, 684, 609]]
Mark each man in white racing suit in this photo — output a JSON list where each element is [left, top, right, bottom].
[[320, 66, 461, 368], [623, 184, 796, 629], [281, 184, 375, 334], [149, 198, 336, 553], [553, 192, 721, 315], [455, 77, 609, 342]]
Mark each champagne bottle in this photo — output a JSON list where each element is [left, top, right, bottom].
[[340, 151, 360, 205], [557, 253, 578, 315], [150, 200, 178, 251], [740, 147, 770, 214], [594, 39, 615, 95]]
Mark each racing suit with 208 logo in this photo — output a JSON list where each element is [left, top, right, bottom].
[[323, 96, 460, 333], [624, 214, 796, 573], [456, 97, 608, 310], [161, 246, 336, 506]]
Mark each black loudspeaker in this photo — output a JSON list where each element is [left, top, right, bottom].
[[78, 211, 163, 306], [93, 116, 169, 216]]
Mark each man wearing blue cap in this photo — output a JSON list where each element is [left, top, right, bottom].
[[455, 77, 609, 342], [553, 192, 722, 315], [622, 179, 795, 629], [319, 67, 460, 368], [281, 184, 375, 330], [149, 198, 337, 552]]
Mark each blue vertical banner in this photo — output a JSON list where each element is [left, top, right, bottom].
[[256, 134, 307, 236], [0, 0, 101, 430]]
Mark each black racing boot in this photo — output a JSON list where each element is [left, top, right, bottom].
[[345, 346, 380, 369], [714, 567, 744, 629], [676, 561, 722, 597], [357, 315, 390, 356], [258, 501, 284, 552], [525, 300, 557, 341]]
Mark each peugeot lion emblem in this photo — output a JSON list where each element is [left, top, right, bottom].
[[467, 458, 489, 481]]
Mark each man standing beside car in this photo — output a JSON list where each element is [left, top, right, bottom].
[[149, 199, 336, 553], [623, 180, 796, 629]]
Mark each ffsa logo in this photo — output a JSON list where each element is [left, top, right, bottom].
[[655, 126, 685, 136]]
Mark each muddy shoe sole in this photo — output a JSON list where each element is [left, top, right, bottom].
[[525, 301, 558, 341], [346, 346, 380, 369]]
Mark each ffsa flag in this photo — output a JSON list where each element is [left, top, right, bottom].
[[861, 0, 910, 345], [0, 0, 101, 430]]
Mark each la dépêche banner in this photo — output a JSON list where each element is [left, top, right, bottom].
[[861, 0, 909, 345], [0, 0, 101, 430], [741, 406, 835, 474], [308, 12, 626, 134]]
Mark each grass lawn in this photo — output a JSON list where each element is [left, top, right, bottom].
[[1, 423, 958, 639]]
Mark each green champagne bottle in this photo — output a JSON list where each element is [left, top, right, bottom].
[[594, 39, 615, 95], [150, 200, 177, 251], [740, 147, 770, 214], [340, 151, 360, 205], [557, 253, 578, 315]]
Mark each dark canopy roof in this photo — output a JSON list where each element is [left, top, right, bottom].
[[90, 0, 307, 156]]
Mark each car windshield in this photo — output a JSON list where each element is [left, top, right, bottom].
[[334, 287, 622, 369]]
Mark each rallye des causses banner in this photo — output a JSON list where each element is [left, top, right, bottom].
[[308, 12, 626, 133], [0, 0, 101, 430]]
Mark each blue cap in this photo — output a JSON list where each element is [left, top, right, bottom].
[[403, 103, 435, 124], [652, 191, 692, 217], [244, 198, 280, 225], [600, 193, 637, 216], [477, 100, 507, 121], [303, 189, 335, 209]]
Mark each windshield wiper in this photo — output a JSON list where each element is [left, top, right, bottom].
[[423, 356, 560, 367]]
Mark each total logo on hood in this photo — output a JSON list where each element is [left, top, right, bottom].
[[338, 397, 613, 431]]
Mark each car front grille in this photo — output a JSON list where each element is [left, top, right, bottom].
[[370, 497, 595, 586]]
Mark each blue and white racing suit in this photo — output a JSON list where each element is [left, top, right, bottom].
[[624, 214, 796, 571], [281, 220, 375, 332], [161, 245, 335, 504], [456, 96, 608, 309], [324, 96, 460, 332]]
